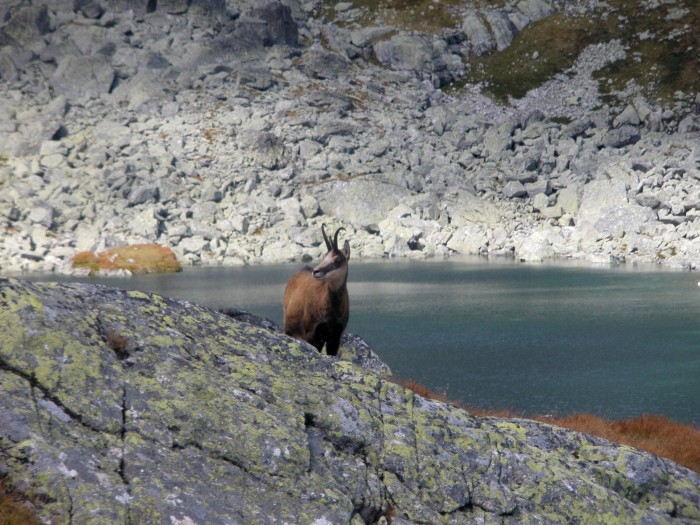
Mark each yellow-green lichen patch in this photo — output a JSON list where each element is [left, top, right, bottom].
[[493, 419, 529, 434], [378, 381, 420, 484], [125, 290, 151, 301], [0, 278, 46, 313], [381, 470, 442, 524], [1, 322, 124, 434], [330, 359, 364, 381]]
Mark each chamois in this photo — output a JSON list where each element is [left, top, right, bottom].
[[283, 224, 350, 356]]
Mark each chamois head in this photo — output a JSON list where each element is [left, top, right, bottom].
[[312, 224, 350, 288]]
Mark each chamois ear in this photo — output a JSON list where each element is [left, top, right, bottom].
[[342, 240, 350, 259]]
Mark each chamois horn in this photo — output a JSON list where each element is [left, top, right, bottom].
[[333, 227, 346, 251], [321, 224, 346, 252]]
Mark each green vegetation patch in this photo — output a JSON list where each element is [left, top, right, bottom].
[[459, 0, 700, 106], [593, 0, 700, 105], [318, 0, 505, 34], [460, 12, 611, 102]]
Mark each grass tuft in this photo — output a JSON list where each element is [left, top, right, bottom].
[[319, 0, 472, 34], [71, 244, 182, 275]]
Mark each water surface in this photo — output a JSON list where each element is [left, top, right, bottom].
[[24, 257, 700, 425]]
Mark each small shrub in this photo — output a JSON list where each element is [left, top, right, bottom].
[[70, 251, 101, 272], [396, 378, 518, 417], [71, 244, 182, 275], [201, 128, 223, 142], [397, 379, 451, 403]]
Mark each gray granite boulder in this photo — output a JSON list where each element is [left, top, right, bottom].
[[373, 33, 434, 73]]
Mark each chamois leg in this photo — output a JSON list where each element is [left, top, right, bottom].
[[325, 333, 342, 357], [306, 332, 325, 353]]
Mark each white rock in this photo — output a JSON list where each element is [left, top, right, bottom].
[[28, 202, 55, 228], [556, 186, 581, 216], [129, 209, 160, 239], [532, 193, 549, 212], [445, 224, 488, 255], [177, 236, 210, 255], [260, 239, 304, 263], [279, 197, 305, 226], [516, 228, 565, 262], [229, 215, 250, 234]]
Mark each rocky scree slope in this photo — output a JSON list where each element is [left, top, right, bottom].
[[0, 0, 699, 274], [1, 277, 700, 524]]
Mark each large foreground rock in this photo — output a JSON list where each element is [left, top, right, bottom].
[[1, 278, 699, 524]]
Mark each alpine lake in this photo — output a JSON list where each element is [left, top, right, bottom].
[[25, 256, 700, 426]]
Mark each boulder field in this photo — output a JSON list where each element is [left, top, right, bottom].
[[0, 0, 699, 273]]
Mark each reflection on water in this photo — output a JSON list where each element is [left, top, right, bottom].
[[23, 257, 700, 425]]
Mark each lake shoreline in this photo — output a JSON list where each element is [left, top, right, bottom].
[[16, 258, 700, 427], [8, 250, 699, 281]]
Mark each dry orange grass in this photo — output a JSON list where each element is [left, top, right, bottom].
[[396, 378, 700, 473], [398, 379, 451, 404], [0, 479, 42, 525], [71, 244, 182, 275]]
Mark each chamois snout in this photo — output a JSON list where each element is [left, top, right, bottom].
[[282, 224, 351, 356]]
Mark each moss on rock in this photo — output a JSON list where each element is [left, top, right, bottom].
[[1, 277, 698, 524]]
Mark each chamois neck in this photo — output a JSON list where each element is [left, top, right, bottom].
[[325, 272, 348, 294]]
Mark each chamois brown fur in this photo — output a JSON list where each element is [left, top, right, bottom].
[[283, 225, 350, 356]]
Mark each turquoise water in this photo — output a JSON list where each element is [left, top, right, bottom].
[[26, 257, 700, 425]]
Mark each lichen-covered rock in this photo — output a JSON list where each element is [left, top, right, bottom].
[[1, 278, 699, 524]]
